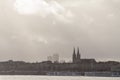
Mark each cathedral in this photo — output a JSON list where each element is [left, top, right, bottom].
[[72, 47, 81, 63], [72, 47, 96, 64]]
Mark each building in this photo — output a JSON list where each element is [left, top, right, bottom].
[[53, 54, 59, 63], [47, 54, 59, 63], [0, 47, 119, 76], [47, 56, 52, 62], [72, 47, 96, 64]]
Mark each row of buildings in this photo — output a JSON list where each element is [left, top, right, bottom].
[[0, 47, 119, 76]]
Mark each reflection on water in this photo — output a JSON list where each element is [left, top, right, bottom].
[[0, 76, 119, 80]]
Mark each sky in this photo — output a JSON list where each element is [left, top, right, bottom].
[[0, 0, 120, 62]]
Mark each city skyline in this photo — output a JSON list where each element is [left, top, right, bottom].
[[0, 47, 119, 63], [0, 0, 120, 62]]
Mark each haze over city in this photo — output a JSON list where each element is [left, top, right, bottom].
[[0, 0, 120, 62]]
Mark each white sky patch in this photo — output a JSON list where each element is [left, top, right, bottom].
[[14, 0, 74, 22], [31, 36, 48, 44], [14, 0, 41, 14], [63, 0, 104, 9], [82, 14, 95, 24], [107, 13, 115, 19], [11, 34, 48, 45], [20, 33, 48, 45]]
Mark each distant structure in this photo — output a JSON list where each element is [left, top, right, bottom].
[[72, 47, 96, 64], [47, 54, 59, 63], [0, 47, 119, 76], [72, 47, 81, 63], [47, 56, 52, 62], [72, 47, 76, 63], [53, 54, 59, 63], [77, 47, 81, 62]]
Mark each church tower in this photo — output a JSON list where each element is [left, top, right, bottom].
[[76, 47, 81, 62], [72, 47, 76, 63]]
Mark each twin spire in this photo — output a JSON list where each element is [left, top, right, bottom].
[[73, 47, 81, 63]]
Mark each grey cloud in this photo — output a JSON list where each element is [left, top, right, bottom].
[[0, 0, 119, 62]]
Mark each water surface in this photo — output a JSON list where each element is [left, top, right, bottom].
[[0, 76, 119, 80]]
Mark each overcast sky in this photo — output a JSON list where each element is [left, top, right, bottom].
[[0, 0, 120, 62]]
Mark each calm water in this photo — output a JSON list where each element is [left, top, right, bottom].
[[0, 76, 119, 80]]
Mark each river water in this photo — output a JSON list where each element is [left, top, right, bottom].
[[0, 76, 119, 80]]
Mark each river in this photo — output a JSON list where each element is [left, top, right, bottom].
[[0, 76, 119, 80]]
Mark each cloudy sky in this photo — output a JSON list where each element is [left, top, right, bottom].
[[0, 0, 120, 62]]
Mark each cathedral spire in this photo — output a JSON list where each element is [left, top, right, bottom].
[[77, 47, 80, 61], [73, 47, 76, 63], [73, 47, 75, 54]]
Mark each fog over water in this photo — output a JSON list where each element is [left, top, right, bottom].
[[0, 0, 120, 62]]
